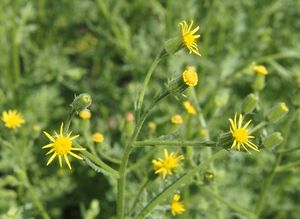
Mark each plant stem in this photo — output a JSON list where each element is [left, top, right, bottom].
[[250, 121, 267, 134], [277, 146, 300, 154], [64, 107, 76, 133], [130, 178, 150, 214], [275, 161, 300, 173], [81, 150, 119, 177], [202, 187, 256, 218], [135, 149, 226, 219], [11, 0, 20, 86], [133, 140, 216, 147], [254, 109, 298, 217]]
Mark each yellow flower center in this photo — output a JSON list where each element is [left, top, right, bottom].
[[233, 128, 248, 143], [183, 68, 198, 87], [164, 157, 178, 169], [183, 33, 195, 45], [54, 137, 72, 155]]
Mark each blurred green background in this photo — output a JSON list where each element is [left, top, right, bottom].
[[0, 0, 299, 218]]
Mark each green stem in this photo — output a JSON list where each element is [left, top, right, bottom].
[[81, 150, 119, 177], [277, 146, 300, 154], [254, 109, 298, 217], [202, 187, 256, 218], [11, 0, 20, 86], [64, 107, 76, 133], [130, 178, 150, 214], [21, 170, 51, 219], [275, 161, 300, 172], [135, 150, 226, 219], [133, 140, 216, 147], [250, 121, 267, 134], [136, 52, 163, 119]]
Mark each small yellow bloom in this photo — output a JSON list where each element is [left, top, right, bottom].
[[199, 128, 207, 137], [279, 102, 289, 112], [171, 114, 183, 125], [183, 101, 196, 115], [170, 194, 186, 216], [148, 122, 157, 131], [1, 110, 25, 129], [42, 123, 86, 169], [152, 149, 184, 179], [79, 109, 91, 120], [179, 20, 201, 56], [182, 67, 198, 87], [229, 114, 259, 153], [252, 62, 268, 75], [92, 132, 104, 143]]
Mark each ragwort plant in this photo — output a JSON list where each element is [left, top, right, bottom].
[[0, 0, 300, 219]]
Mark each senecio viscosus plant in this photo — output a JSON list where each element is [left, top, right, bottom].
[[3, 20, 299, 219]]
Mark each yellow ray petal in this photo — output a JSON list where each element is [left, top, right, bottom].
[[68, 151, 83, 160], [42, 143, 54, 149], [43, 131, 55, 142], [47, 153, 57, 166], [70, 134, 80, 141], [60, 123, 64, 135], [46, 149, 55, 155], [59, 155, 63, 167], [71, 147, 86, 151], [64, 154, 72, 170]]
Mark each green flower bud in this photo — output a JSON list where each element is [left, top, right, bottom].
[[164, 37, 183, 56], [252, 74, 265, 91], [242, 93, 258, 114], [267, 102, 289, 123], [217, 132, 233, 149], [71, 93, 92, 113], [263, 132, 283, 149], [203, 170, 214, 185]]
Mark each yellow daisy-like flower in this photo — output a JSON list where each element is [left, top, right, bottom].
[[42, 123, 86, 169], [171, 114, 183, 125], [252, 62, 268, 75], [179, 20, 201, 56], [79, 109, 91, 120], [1, 110, 25, 129], [92, 132, 104, 143], [170, 194, 186, 216], [182, 67, 198, 87], [229, 114, 259, 153], [152, 149, 184, 179], [183, 101, 196, 115]]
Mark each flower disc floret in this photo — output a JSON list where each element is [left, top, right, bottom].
[[42, 123, 86, 169], [182, 68, 198, 87]]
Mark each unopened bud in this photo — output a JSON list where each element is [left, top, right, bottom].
[[242, 93, 258, 114], [267, 102, 289, 123], [253, 74, 266, 91], [263, 132, 283, 149], [203, 170, 214, 184], [71, 93, 92, 112]]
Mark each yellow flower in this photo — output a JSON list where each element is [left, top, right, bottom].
[[148, 122, 157, 131], [92, 132, 104, 143], [229, 114, 259, 153], [42, 123, 86, 169], [182, 67, 198, 87], [179, 20, 201, 56], [170, 194, 186, 216], [152, 149, 184, 179], [252, 62, 268, 75], [199, 128, 207, 137], [79, 109, 91, 120], [171, 114, 183, 125], [279, 102, 289, 112], [183, 101, 196, 115], [1, 110, 25, 129]]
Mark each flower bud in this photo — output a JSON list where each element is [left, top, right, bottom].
[[217, 132, 233, 149], [267, 102, 289, 123], [79, 109, 92, 120], [71, 93, 92, 112], [203, 170, 214, 185], [252, 74, 266, 91], [242, 93, 258, 114], [263, 132, 283, 149], [92, 132, 104, 143], [164, 37, 183, 56]]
